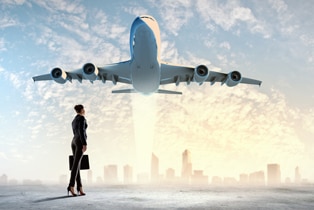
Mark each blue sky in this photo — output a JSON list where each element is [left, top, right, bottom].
[[0, 0, 314, 183]]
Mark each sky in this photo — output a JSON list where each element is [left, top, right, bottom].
[[0, 0, 314, 184]]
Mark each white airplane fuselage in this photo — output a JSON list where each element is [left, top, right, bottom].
[[129, 15, 161, 94]]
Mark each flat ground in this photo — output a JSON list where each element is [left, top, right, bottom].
[[0, 185, 313, 209]]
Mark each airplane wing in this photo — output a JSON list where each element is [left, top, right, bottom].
[[32, 60, 132, 85], [160, 62, 262, 86]]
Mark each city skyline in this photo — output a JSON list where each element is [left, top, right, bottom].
[[0, 150, 308, 186]]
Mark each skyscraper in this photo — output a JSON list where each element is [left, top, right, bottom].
[[191, 170, 208, 185], [239, 173, 249, 185], [151, 153, 159, 183], [249, 170, 265, 186], [267, 163, 281, 186], [104, 165, 118, 184], [124, 164, 133, 184], [295, 166, 301, 184], [0, 174, 8, 185], [181, 149, 192, 183]]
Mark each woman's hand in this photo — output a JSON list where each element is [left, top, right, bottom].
[[82, 145, 87, 153]]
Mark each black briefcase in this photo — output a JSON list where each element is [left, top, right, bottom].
[[69, 155, 90, 170]]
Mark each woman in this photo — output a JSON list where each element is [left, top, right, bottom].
[[67, 104, 87, 196]]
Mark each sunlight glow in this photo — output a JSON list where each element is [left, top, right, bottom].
[[132, 95, 156, 177]]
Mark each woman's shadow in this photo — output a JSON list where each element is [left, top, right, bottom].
[[33, 195, 74, 203]]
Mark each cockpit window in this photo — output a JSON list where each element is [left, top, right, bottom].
[[141, 16, 155, 21]]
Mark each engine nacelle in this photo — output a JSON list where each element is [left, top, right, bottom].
[[50, 67, 67, 84], [83, 63, 99, 81], [225, 71, 242, 87], [193, 65, 209, 84]]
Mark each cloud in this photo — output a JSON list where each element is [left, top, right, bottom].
[[123, 4, 148, 16], [196, 0, 272, 38], [1, 0, 25, 6], [152, 85, 309, 176], [269, 0, 288, 14], [33, 0, 85, 14], [149, 0, 194, 36], [2, 71, 23, 89], [0, 38, 7, 51], [219, 41, 231, 50], [0, 14, 18, 28]]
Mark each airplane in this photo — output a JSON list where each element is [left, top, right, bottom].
[[32, 15, 262, 95]]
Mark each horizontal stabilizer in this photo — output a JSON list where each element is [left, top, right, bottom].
[[112, 89, 182, 95], [112, 89, 136, 94], [157, 89, 182, 95]]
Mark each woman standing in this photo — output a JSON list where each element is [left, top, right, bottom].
[[67, 104, 87, 196]]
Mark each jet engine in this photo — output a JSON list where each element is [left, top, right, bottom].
[[83, 63, 99, 81], [50, 67, 67, 84], [225, 71, 242, 87], [193, 65, 209, 84]]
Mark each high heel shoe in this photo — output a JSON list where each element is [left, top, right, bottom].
[[77, 186, 86, 196], [67, 186, 77, 196]]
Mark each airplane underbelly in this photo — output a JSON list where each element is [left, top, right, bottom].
[[131, 25, 160, 94], [131, 61, 160, 94]]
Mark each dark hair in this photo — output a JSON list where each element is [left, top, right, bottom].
[[74, 104, 84, 113]]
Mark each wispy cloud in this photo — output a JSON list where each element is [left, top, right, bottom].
[[2, 71, 24, 89], [33, 0, 85, 14], [123, 4, 148, 16], [219, 41, 231, 50], [0, 38, 7, 51], [196, 0, 272, 38], [0, 14, 19, 28], [1, 0, 25, 6], [153, 85, 308, 176], [269, 0, 288, 13], [149, 0, 194, 36]]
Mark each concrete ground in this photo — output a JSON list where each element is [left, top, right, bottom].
[[0, 185, 314, 209]]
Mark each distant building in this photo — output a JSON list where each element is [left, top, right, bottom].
[[239, 173, 249, 185], [211, 176, 222, 185], [295, 166, 301, 184], [0, 174, 8, 185], [191, 170, 208, 185], [151, 153, 159, 183], [249, 171, 265, 186], [123, 165, 133, 184], [87, 170, 93, 185], [267, 164, 281, 186], [181, 149, 192, 183], [166, 168, 175, 181], [104, 165, 118, 184]]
